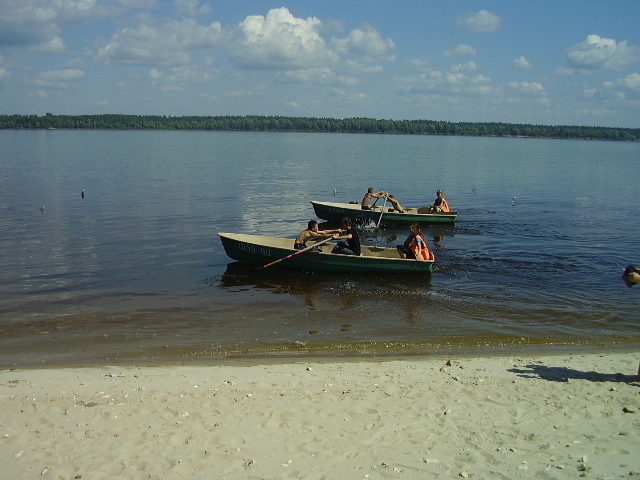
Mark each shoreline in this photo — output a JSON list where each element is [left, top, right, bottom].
[[2, 350, 639, 479], [3, 339, 639, 370]]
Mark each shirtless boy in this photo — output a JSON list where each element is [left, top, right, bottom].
[[294, 221, 341, 250], [361, 187, 387, 210]]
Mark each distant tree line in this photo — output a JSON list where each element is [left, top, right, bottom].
[[1, 113, 638, 141]]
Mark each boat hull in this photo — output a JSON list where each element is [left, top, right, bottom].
[[311, 201, 457, 225], [219, 233, 433, 273]]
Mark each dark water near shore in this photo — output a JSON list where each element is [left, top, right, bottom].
[[1, 130, 639, 367]]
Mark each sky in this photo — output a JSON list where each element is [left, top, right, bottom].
[[1, 0, 639, 127]]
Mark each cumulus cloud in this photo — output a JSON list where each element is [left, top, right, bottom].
[[513, 56, 533, 70], [450, 61, 478, 74], [406, 59, 432, 72], [601, 72, 640, 100], [174, 0, 211, 17], [39, 68, 84, 81], [95, 18, 223, 66], [226, 84, 268, 97], [397, 66, 495, 98], [26, 68, 85, 87], [562, 34, 640, 74], [228, 7, 339, 70], [332, 27, 396, 62], [444, 44, 477, 57], [149, 64, 220, 90], [507, 81, 546, 96], [31, 89, 48, 99], [276, 67, 358, 87], [456, 10, 502, 33], [0, 0, 127, 50]]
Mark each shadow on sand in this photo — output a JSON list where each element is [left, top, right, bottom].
[[508, 364, 638, 384]]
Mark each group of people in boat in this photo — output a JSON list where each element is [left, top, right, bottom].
[[294, 217, 432, 261], [294, 187, 451, 260], [361, 187, 450, 213], [294, 218, 361, 256]]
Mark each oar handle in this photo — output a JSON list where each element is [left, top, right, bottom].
[[259, 236, 334, 270]]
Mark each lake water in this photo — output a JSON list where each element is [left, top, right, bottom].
[[1, 130, 639, 367]]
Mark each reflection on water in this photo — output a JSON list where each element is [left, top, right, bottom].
[[213, 261, 434, 313]]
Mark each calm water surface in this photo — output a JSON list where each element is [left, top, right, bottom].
[[1, 130, 639, 366]]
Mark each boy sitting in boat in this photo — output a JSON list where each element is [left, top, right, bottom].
[[386, 194, 405, 213], [294, 221, 341, 250], [331, 217, 361, 256], [429, 190, 450, 212]]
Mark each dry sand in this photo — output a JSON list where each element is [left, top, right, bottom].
[[1, 351, 639, 480]]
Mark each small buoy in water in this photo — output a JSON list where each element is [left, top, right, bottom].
[[39, 205, 45, 213], [512, 196, 516, 205], [81, 189, 85, 198], [333, 188, 337, 198]]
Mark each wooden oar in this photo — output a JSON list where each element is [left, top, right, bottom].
[[376, 196, 387, 227], [248, 236, 335, 274]]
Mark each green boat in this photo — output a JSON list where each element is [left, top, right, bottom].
[[310, 200, 457, 225], [219, 233, 434, 273]]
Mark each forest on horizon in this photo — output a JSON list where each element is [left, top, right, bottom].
[[1, 113, 638, 142]]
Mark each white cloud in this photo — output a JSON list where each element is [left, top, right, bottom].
[[0, 0, 129, 51], [0, 68, 11, 80], [456, 10, 502, 33], [226, 84, 268, 97], [450, 61, 478, 74], [332, 27, 396, 62], [513, 56, 533, 70], [277, 67, 358, 87], [228, 7, 338, 70], [38, 68, 84, 82], [27, 68, 85, 87], [64, 57, 84, 68], [617, 72, 640, 90], [30, 89, 48, 98], [444, 44, 477, 57], [564, 34, 640, 74], [508, 81, 546, 96], [33, 35, 65, 53], [406, 59, 432, 72], [95, 18, 223, 66], [397, 68, 495, 97], [174, 0, 211, 17], [600, 72, 640, 100], [148, 64, 220, 90]]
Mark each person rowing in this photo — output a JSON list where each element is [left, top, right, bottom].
[[361, 187, 387, 210], [294, 220, 341, 251]]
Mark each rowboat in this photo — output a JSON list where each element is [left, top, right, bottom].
[[310, 200, 457, 225], [219, 233, 434, 273]]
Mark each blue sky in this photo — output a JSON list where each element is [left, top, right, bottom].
[[1, 0, 639, 127]]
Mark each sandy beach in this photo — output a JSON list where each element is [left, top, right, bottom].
[[1, 351, 639, 480]]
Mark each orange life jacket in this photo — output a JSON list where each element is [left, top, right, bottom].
[[440, 198, 450, 212], [411, 235, 433, 261]]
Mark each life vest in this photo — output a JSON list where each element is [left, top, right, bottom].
[[410, 235, 433, 261], [440, 198, 450, 212]]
